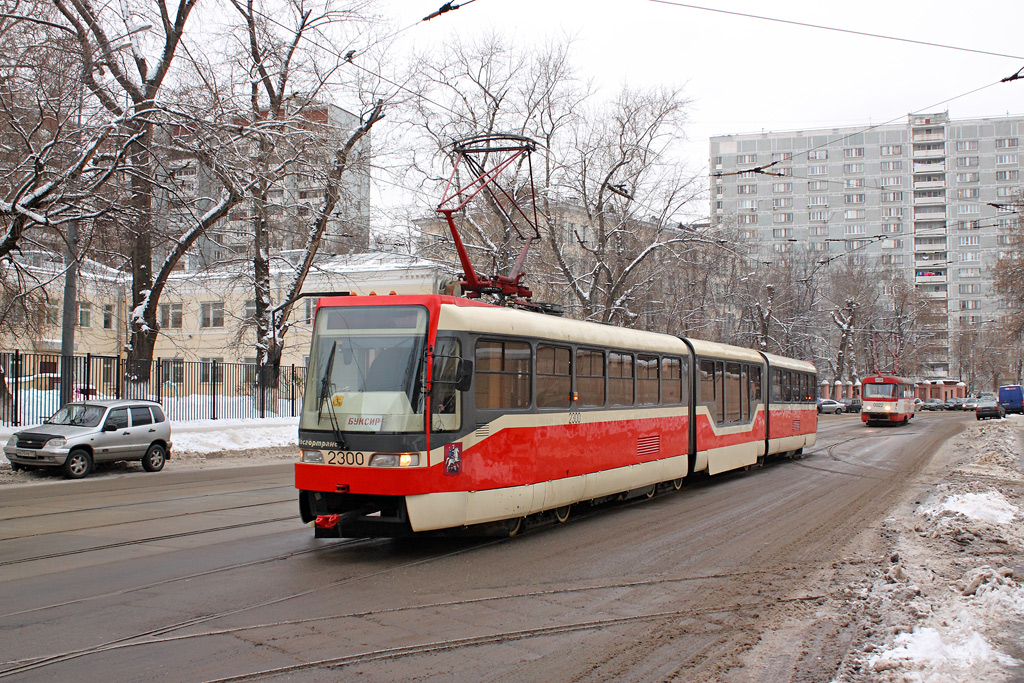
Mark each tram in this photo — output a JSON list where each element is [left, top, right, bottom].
[[294, 293, 818, 537], [861, 374, 916, 425]]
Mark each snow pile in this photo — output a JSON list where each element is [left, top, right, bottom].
[[168, 417, 298, 454], [841, 420, 1024, 682]]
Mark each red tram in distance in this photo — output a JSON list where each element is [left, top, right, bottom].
[[295, 293, 817, 537], [861, 374, 917, 426]]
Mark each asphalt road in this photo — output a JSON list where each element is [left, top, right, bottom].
[[0, 411, 969, 682]]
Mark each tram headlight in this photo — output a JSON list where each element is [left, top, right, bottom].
[[369, 453, 419, 468], [301, 450, 324, 463]]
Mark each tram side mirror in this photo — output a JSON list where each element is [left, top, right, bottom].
[[455, 359, 473, 392]]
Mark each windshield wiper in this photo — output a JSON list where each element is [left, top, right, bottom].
[[316, 340, 348, 450]]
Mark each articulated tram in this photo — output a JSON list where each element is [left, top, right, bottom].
[[295, 294, 817, 537]]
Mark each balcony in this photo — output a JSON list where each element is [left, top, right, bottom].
[[913, 161, 946, 173], [915, 273, 947, 284], [913, 148, 946, 160], [912, 132, 946, 142], [913, 195, 946, 205], [913, 179, 946, 190]]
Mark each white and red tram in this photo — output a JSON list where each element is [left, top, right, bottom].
[[296, 294, 817, 537], [861, 374, 916, 426]]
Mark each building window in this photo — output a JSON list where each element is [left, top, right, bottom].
[[996, 138, 1018, 149], [809, 210, 829, 222], [881, 254, 904, 264], [808, 165, 827, 176], [844, 147, 865, 158], [844, 209, 865, 220], [772, 182, 792, 193], [880, 145, 902, 156], [244, 300, 257, 319], [738, 199, 756, 210], [956, 172, 979, 183], [957, 204, 980, 215], [956, 188, 979, 199], [881, 207, 903, 219], [737, 154, 757, 164], [771, 152, 793, 162], [958, 252, 981, 262], [845, 193, 866, 204], [996, 170, 1019, 182], [199, 358, 224, 383], [807, 180, 827, 191], [809, 225, 829, 236], [200, 301, 224, 328], [881, 239, 902, 249], [772, 243, 790, 253], [738, 214, 758, 224], [160, 302, 183, 329], [737, 184, 757, 194], [959, 235, 981, 246], [772, 228, 793, 238], [959, 283, 982, 294], [956, 140, 978, 151], [881, 192, 903, 202], [808, 195, 828, 206], [880, 160, 902, 171], [807, 149, 828, 160], [844, 224, 866, 236], [103, 304, 113, 330], [881, 176, 902, 187], [77, 301, 91, 328], [996, 154, 1019, 165], [844, 178, 865, 189], [773, 197, 793, 209], [957, 156, 979, 167], [960, 300, 981, 310], [882, 222, 903, 234], [843, 163, 864, 174], [773, 213, 793, 224]]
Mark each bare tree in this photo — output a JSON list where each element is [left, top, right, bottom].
[[226, 0, 386, 385]]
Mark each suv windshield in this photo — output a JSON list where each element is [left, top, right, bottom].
[[47, 404, 106, 427], [300, 305, 429, 433]]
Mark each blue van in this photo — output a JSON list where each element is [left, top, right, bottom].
[[997, 385, 1023, 414]]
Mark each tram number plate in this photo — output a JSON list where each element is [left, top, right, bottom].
[[326, 451, 365, 466], [568, 412, 582, 425]]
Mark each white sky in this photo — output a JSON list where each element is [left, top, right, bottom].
[[373, 0, 1024, 219]]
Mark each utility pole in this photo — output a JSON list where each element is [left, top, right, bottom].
[[59, 219, 78, 406]]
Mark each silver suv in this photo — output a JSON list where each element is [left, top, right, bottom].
[[4, 400, 173, 479]]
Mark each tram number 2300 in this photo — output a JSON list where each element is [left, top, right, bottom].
[[568, 412, 582, 425], [326, 451, 365, 466]]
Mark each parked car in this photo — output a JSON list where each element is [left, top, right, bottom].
[[944, 397, 966, 410], [838, 397, 862, 413], [997, 385, 1023, 414], [817, 398, 845, 415], [3, 400, 172, 479], [921, 398, 945, 411], [963, 397, 982, 411], [913, 398, 924, 410], [975, 399, 1006, 420]]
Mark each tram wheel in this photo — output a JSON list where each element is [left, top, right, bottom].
[[554, 505, 571, 523], [672, 477, 684, 491], [644, 486, 657, 499]]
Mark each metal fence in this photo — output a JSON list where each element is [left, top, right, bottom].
[[0, 351, 306, 427]]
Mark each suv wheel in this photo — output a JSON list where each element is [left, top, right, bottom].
[[63, 449, 93, 479], [142, 444, 166, 472]]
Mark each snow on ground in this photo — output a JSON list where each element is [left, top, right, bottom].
[[0, 417, 299, 486], [835, 415, 1024, 682]]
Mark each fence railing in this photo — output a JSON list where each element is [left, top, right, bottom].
[[0, 351, 306, 427]]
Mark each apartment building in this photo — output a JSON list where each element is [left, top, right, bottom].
[[710, 111, 1024, 375]]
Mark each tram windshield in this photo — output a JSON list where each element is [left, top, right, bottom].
[[300, 305, 429, 433], [863, 383, 897, 399]]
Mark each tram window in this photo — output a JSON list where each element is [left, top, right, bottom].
[[740, 364, 749, 421], [637, 354, 659, 405], [699, 359, 715, 415], [537, 344, 572, 408], [771, 369, 782, 402], [662, 357, 683, 404], [751, 365, 762, 402], [431, 337, 461, 430], [725, 362, 742, 422], [608, 352, 634, 406], [576, 348, 605, 407], [475, 340, 531, 410]]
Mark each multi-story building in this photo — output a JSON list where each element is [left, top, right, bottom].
[[710, 111, 1023, 376], [159, 101, 371, 270]]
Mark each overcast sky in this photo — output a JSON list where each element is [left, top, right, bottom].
[[374, 0, 1024, 220]]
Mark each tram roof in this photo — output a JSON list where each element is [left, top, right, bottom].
[[760, 351, 817, 374]]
